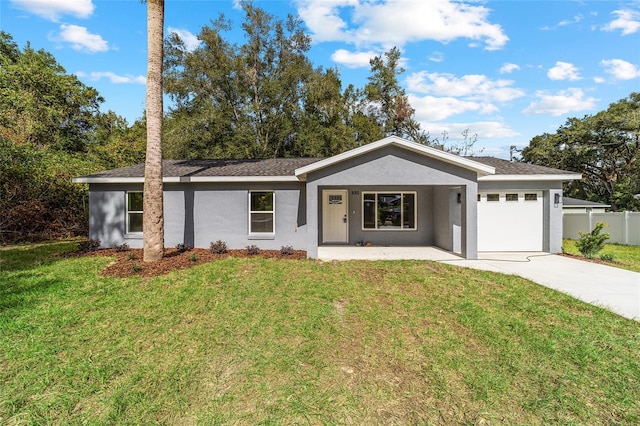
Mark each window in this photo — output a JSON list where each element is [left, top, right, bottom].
[[126, 192, 143, 234], [486, 194, 500, 202], [525, 193, 538, 201], [363, 192, 416, 230], [249, 191, 274, 234], [506, 193, 519, 202]]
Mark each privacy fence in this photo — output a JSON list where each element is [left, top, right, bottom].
[[563, 212, 640, 245]]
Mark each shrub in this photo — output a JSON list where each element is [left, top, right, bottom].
[[576, 222, 610, 258], [190, 253, 198, 262], [246, 245, 260, 255], [128, 252, 136, 261], [175, 243, 191, 253], [280, 245, 295, 256], [78, 239, 101, 253], [600, 253, 615, 262], [210, 240, 228, 254], [114, 243, 130, 252]]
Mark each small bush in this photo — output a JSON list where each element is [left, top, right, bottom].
[[114, 243, 130, 252], [190, 253, 198, 262], [600, 253, 615, 262], [210, 240, 228, 254], [128, 252, 136, 261], [246, 245, 260, 255], [280, 245, 295, 256], [175, 243, 191, 253], [576, 222, 610, 258], [132, 264, 142, 273], [78, 239, 101, 253]]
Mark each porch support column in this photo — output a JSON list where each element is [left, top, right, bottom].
[[546, 188, 563, 253], [306, 181, 319, 258], [461, 183, 478, 259]]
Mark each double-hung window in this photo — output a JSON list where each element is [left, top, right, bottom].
[[363, 192, 416, 230], [249, 191, 275, 235], [126, 192, 143, 234]]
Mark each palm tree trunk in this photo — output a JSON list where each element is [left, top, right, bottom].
[[143, 0, 164, 262]]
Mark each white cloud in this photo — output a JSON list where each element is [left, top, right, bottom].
[[296, 0, 508, 50], [547, 61, 581, 81], [76, 71, 146, 85], [558, 14, 583, 27], [428, 51, 444, 63], [603, 9, 640, 35], [55, 24, 108, 53], [523, 88, 597, 116], [499, 63, 520, 74], [168, 27, 201, 52], [601, 59, 640, 80], [593, 76, 606, 84], [406, 72, 525, 102], [296, 0, 356, 43], [409, 94, 496, 121], [10, 0, 94, 21], [331, 49, 377, 68], [419, 121, 519, 142]]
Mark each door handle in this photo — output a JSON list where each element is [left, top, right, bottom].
[[343, 214, 347, 223]]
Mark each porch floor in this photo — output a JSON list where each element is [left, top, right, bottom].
[[317, 246, 463, 261]]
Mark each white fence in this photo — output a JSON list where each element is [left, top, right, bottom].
[[563, 212, 640, 245]]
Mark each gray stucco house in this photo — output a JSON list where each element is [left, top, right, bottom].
[[73, 136, 581, 259]]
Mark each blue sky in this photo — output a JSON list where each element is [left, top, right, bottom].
[[1, 0, 639, 158]]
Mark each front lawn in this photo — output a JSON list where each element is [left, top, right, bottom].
[[1, 242, 639, 424], [563, 239, 640, 273]]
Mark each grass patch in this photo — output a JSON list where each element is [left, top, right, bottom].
[[563, 239, 640, 273], [1, 242, 639, 424]]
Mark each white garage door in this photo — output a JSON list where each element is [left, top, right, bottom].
[[477, 191, 543, 251]]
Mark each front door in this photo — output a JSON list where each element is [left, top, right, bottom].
[[322, 190, 348, 244]]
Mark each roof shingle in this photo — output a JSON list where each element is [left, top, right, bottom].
[[76, 155, 578, 180]]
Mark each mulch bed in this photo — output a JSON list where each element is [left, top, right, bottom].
[[74, 247, 307, 278], [560, 252, 623, 268]]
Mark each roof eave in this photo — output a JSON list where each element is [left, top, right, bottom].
[[479, 173, 582, 182], [73, 176, 300, 184]]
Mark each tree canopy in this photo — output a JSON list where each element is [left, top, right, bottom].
[[0, 32, 146, 243], [162, 1, 429, 159], [522, 92, 640, 211]]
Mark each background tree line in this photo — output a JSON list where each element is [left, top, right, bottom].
[[522, 92, 640, 211], [0, 32, 146, 243], [1, 2, 638, 243]]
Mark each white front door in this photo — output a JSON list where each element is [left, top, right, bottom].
[[323, 190, 348, 244]]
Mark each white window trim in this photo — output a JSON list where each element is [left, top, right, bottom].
[[361, 191, 417, 231], [248, 190, 276, 239], [125, 191, 143, 237]]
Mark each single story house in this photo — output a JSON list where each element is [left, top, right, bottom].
[[73, 136, 581, 259], [562, 196, 610, 213]]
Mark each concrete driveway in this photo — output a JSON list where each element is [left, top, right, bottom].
[[318, 247, 640, 321], [441, 252, 640, 321]]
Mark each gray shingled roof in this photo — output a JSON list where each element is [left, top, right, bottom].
[[468, 157, 579, 176], [76, 155, 578, 180], [563, 197, 610, 207], [79, 158, 322, 179]]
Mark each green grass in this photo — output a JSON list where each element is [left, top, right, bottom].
[[1, 242, 639, 424], [563, 239, 640, 273]]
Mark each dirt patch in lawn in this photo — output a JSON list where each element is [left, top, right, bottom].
[[72, 247, 307, 278]]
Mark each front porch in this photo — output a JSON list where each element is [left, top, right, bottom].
[[317, 245, 463, 261]]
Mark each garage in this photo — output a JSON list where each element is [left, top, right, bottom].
[[477, 191, 543, 251]]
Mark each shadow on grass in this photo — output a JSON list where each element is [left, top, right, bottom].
[[0, 241, 82, 311], [0, 271, 67, 311], [0, 241, 79, 273]]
